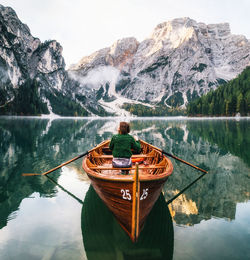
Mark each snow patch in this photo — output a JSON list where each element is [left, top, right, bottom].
[[99, 95, 154, 117], [99, 97, 131, 117], [41, 98, 60, 119]]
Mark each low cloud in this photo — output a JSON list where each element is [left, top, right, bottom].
[[0, 67, 9, 83], [69, 66, 120, 89]]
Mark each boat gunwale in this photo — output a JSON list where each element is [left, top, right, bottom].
[[82, 139, 174, 182]]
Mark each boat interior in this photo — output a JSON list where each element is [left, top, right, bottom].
[[85, 141, 170, 177]]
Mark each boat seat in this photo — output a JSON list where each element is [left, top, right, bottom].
[[89, 165, 166, 170], [90, 154, 154, 159], [102, 147, 141, 155]]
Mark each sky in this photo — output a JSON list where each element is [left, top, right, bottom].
[[1, 0, 249, 67]]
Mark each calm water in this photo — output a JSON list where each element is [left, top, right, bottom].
[[0, 117, 249, 260]]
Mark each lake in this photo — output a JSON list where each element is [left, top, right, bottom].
[[0, 117, 249, 260]]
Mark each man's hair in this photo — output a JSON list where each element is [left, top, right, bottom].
[[119, 122, 130, 134]]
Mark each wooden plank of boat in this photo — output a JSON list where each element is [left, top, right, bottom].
[[88, 165, 166, 170], [82, 139, 174, 242], [91, 154, 155, 159]]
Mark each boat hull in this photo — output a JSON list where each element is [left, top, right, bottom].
[[81, 185, 174, 260], [88, 174, 168, 241], [82, 139, 173, 242]]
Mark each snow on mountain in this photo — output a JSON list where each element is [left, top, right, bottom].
[[70, 17, 250, 114], [1, 6, 249, 117], [0, 4, 104, 116]]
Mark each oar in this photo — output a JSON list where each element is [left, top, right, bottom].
[[22, 151, 89, 176], [161, 151, 208, 174], [22, 140, 110, 177], [146, 142, 208, 174], [45, 175, 84, 204], [166, 171, 207, 205]]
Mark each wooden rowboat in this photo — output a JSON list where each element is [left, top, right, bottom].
[[82, 139, 174, 242]]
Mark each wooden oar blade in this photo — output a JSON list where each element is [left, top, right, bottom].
[[22, 173, 41, 176]]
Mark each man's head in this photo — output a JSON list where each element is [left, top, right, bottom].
[[119, 122, 130, 134]]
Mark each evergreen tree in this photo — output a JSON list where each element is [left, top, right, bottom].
[[187, 66, 250, 116], [236, 93, 244, 114]]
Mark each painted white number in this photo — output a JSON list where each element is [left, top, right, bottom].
[[121, 189, 131, 200], [140, 188, 149, 200]]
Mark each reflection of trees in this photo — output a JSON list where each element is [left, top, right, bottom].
[[163, 121, 250, 226], [132, 119, 250, 225], [1, 118, 249, 229], [186, 120, 250, 167], [0, 118, 113, 229]]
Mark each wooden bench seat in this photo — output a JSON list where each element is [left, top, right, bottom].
[[89, 165, 166, 170], [90, 154, 154, 159]]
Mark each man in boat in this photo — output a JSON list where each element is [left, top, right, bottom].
[[109, 122, 141, 174]]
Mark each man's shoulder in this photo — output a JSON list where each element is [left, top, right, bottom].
[[127, 134, 135, 141]]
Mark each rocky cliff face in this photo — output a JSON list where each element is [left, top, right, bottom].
[[68, 37, 139, 106], [71, 18, 250, 112], [0, 4, 105, 116], [1, 5, 249, 116]]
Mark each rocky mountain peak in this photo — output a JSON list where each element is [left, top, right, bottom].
[[0, 4, 30, 35], [69, 37, 139, 74], [0, 3, 66, 93], [70, 17, 250, 112], [0, 4, 106, 116], [108, 37, 139, 69], [0, 4, 37, 55], [1, 5, 249, 116], [147, 17, 196, 53]]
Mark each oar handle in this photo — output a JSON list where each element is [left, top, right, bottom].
[[162, 151, 208, 174], [136, 140, 208, 174]]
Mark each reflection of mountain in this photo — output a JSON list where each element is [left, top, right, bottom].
[[81, 185, 173, 260], [130, 120, 250, 225], [0, 118, 112, 229], [1, 118, 249, 230]]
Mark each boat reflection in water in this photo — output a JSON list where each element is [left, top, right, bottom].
[[81, 185, 174, 260]]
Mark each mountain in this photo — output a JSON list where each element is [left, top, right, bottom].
[[70, 17, 250, 114], [0, 4, 106, 116], [0, 4, 249, 116], [187, 66, 250, 116]]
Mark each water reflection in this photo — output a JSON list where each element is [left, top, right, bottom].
[[0, 117, 249, 231], [0, 118, 110, 229], [81, 185, 173, 260], [186, 120, 250, 167]]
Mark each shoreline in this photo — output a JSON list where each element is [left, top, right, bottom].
[[0, 115, 249, 121]]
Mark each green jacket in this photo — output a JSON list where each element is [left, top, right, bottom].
[[109, 134, 141, 158]]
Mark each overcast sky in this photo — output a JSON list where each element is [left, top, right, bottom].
[[1, 0, 249, 67]]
